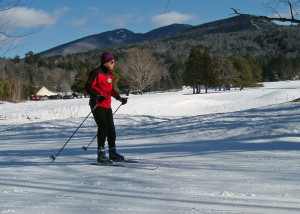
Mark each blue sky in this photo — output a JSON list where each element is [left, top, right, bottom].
[[1, 0, 272, 58]]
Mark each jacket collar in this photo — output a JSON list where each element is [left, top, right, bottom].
[[100, 64, 112, 74]]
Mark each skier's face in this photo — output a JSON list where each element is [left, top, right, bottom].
[[104, 60, 115, 71]]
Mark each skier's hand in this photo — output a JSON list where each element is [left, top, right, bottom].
[[120, 97, 128, 105], [96, 95, 106, 103]]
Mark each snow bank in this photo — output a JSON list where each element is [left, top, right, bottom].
[[1, 81, 300, 124]]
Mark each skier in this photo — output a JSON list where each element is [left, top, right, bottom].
[[85, 52, 127, 163]]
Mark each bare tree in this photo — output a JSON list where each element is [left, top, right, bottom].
[[11, 76, 23, 102], [122, 48, 162, 92], [231, 0, 300, 24], [214, 56, 236, 91], [0, 0, 38, 56], [61, 79, 70, 95]]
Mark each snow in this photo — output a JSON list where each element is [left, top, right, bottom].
[[1, 81, 300, 213]]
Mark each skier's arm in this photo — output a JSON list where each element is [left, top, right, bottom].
[[85, 69, 101, 99], [112, 86, 128, 105], [111, 88, 121, 100]]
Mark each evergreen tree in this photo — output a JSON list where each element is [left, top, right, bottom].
[[201, 48, 216, 93], [194, 48, 203, 93], [112, 66, 122, 92], [0, 78, 11, 100], [71, 68, 88, 93], [291, 57, 300, 79], [3, 81, 11, 100], [246, 53, 262, 82], [169, 61, 184, 89], [25, 51, 41, 65], [0, 78, 3, 98], [266, 55, 294, 80], [184, 47, 217, 93], [26, 66, 35, 84], [231, 54, 254, 87], [12, 56, 20, 63], [184, 46, 201, 93], [24, 83, 36, 97]]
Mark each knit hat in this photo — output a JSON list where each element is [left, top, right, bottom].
[[101, 52, 114, 64]]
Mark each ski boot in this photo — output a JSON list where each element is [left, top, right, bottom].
[[97, 149, 111, 164], [109, 147, 124, 161]]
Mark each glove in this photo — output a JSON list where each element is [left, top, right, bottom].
[[96, 95, 106, 103], [120, 97, 128, 105]]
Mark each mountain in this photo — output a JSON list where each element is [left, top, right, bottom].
[[142, 15, 300, 57], [187, 15, 268, 33], [40, 15, 300, 58], [39, 24, 192, 57]]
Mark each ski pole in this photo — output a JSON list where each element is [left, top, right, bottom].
[[82, 135, 97, 151], [50, 105, 97, 161], [82, 103, 123, 151]]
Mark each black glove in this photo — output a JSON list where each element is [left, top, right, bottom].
[[120, 97, 127, 105], [96, 95, 106, 103]]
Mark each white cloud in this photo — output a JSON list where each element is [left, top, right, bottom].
[[151, 11, 197, 27], [71, 17, 88, 27], [70, 7, 103, 27], [103, 13, 135, 27], [1, 7, 69, 28]]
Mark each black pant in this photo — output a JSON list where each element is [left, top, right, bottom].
[[91, 106, 116, 150]]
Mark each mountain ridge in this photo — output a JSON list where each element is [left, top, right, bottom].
[[40, 23, 193, 57], [40, 15, 292, 57]]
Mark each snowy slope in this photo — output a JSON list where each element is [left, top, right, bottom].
[[1, 81, 300, 213]]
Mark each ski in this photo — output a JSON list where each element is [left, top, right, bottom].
[[114, 158, 158, 164], [114, 159, 158, 167], [92, 162, 125, 167], [92, 160, 158, 170], [114, 159, 139, 163]]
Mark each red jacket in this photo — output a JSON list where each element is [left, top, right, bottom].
[[85, 65, 120, 108]]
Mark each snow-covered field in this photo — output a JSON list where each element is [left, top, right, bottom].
[[1, 81, 300, 213]]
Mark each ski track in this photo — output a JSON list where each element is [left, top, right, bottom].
[[1, 81, 300, 213]]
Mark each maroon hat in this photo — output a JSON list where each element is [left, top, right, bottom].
[[101, 52, 114, 64]]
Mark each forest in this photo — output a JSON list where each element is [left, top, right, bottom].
[[0, 17, 300, 102]]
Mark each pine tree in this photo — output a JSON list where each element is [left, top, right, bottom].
[[201, 48, 216, 93], [112, 66, 122, 92], [169, 61, 184, 89], [184, 46, 201, 93], [266, 55, 294, 81], [71, 68, 88, 93], [231, 54, 254, 87], [194, 48, 203, 93], [24, 83, 36, 97], [3, 81, 11, 100], [246, 53, 262, 82]]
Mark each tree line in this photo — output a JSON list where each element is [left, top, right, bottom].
[[183, 47, 263, 93], [0, 46, 300, 102]]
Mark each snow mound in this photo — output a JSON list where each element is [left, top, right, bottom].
[[1, 81, 300, 125]]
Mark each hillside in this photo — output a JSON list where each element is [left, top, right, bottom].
[[40, 24, 192, 57], [40, 16, 300, 58], [143, 15, 300, 57]]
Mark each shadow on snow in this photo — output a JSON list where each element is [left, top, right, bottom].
[[1, 102, 300, 167]]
